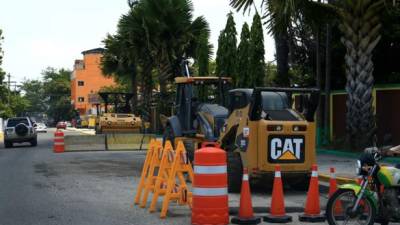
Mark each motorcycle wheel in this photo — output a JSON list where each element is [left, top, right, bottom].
[[326, 189, 376, 225]]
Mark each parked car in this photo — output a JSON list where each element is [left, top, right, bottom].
[[4, 117, 38, 148], [35, 123, 47, 133], [56, 121, 67, 129]]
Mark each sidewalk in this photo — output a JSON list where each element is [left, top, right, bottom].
[[317, 148, 400, 184], [317, 152, 357, 183]]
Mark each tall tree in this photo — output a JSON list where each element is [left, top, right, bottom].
[[42, 68, 75, 123], [101, 33, 138, 112], [110, 0, 210, 114], [230, 0, 335, 87], [0, 29, 9, 118], [339, 0, 384, 148], [21, 80, 46, 113], [216, 12, 237, 82], [236, 23, 251, 87], [249, 13, 265, 87], [196, 32, 212, 76]]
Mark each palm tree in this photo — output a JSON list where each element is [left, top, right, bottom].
[[101, 33, 139, 111], [339, 0, 384, 148], [103, 0, 210, 114], [128, 0, 210, 113]]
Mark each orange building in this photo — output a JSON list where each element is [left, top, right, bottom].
[[71, 48, 116, 115]]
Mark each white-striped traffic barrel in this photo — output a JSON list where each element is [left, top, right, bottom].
[[53, 130, 64, 153], [191, 143, 228, 225]]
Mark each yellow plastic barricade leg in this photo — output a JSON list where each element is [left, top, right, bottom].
[[160, 141, 194, 218], [139, 140, 163, 208], [149, 141, 175, 212], [134, 139, 156, 205]]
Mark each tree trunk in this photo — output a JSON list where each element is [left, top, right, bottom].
[[324, 23, 332, 145], [131, 72, 138, 113], [158, 62, 173, 116], [274, 32, 290, 87], [141, 63, 153, 111], [340, 0, 383, 149]]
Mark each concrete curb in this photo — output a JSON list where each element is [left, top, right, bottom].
[[318, 148, 400, 164], [319, 173, 356, 185]]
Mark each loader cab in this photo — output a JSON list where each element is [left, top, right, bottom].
[[228, 89, 252, 114], [173, 77, 232, 138]]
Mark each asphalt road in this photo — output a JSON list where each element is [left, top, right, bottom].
[[0, 129, 333, 225]]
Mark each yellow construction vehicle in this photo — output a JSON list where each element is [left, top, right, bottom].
[[162, 61, 232, 160], [219, 87, 320, 192], [95, 92, 143, 134]]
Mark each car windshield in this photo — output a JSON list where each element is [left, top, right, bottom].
[[7, 118, 29, 127]]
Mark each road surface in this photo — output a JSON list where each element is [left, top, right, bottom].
[[0, 129, 339, 225]]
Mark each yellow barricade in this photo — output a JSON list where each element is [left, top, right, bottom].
[[134, 140, 194, 219], [139, 140, 164, 208], [149, 141, 175, 213], [159, 141, 193, 218], [134, 139, 156, 205]]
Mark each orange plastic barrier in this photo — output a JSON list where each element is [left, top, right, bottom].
[[134, 139, 157, 205], [139, 140, 164, 208], [159, 140, 193, 218], [264, 165, 292, 223], [298, 164, 326, 222], [149, 141, 175, 212], [191, 143, 229, 225], [53, 130, 65, 153], [231, 168, 261, 224]]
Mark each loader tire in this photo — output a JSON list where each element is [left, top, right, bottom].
[[227, 151, 243, 193]]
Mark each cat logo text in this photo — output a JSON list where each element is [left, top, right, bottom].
[[267, 135, 305, 163]]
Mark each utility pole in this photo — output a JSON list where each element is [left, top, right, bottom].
[[7, 73, 10, 107]]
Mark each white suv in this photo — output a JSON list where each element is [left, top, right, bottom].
[[4, 117, 37, 148]]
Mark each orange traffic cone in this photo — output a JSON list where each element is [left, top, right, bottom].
[[328, 167, 337, 197], [231, 168, 261, 225], [329, 167, 344, 220], [264, 165, 292, 223], [298, 164, 326, 222]]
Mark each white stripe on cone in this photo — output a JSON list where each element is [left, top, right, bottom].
[[312, 171, 318, 177], [275, 171, 281, 178], [193, 187, 228, 196], [242, 174, 249, 181], [194, 165, 227, 174]]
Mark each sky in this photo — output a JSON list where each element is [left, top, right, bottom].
[[0, 0, 275, 83]]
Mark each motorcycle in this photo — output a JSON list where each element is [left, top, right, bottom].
[[326, 145, 400, 225]]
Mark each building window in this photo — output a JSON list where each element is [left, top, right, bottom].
[[78, 97, 85, 102], [78, 81, 84, 86]]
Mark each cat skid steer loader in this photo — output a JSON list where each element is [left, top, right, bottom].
[[219, 87, 319, 192]]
